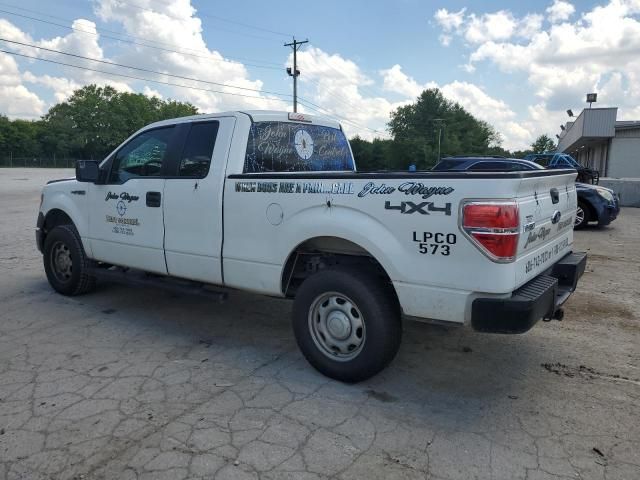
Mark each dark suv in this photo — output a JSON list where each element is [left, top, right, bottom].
[[523, 153, 599, 184], [433, 156, 619, 229]]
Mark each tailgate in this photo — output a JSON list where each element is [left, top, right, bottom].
[[515, 171, 577, 288]]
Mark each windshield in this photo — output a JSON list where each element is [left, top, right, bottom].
[[244, 121, 354, 173]]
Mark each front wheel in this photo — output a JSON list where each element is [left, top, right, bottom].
[[43, 225, 96, 296], [292, 268, 401, 383], [574, 201, 591, 229]]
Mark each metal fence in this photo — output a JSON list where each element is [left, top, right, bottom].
[[0, 157, 78, 168]]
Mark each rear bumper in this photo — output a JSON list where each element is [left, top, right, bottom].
[[471, 252, 587, 334]]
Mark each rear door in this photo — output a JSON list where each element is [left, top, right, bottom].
[[89, 125, 179, 274], [163, 117, 235, 284], [515, 171, 578, 287]]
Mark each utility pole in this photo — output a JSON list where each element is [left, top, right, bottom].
[[284, 37, 308, 112], [433, 118, 445, 163]]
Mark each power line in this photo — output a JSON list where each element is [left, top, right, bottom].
[[0, 7, 284, 71], [0, 37, 293, 98], [297, 97, 389, 138], [0, 2, 285, 67], [0, 48, 291, 104], [298, 96, 387, 135]]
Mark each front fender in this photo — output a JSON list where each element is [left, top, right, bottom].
[[41, 187, 91, 257]]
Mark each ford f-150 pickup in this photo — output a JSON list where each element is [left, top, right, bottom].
[[36, 111, 587, 382]]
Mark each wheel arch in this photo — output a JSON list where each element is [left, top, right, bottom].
[[40, 191, 91, 257], [280, 236, 400, 312], [578, 197, 598, 222]]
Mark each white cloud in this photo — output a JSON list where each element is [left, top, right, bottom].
[[433, 8, 542, 46], [0, 53, 45, 118], [380, 64, 434, 98], [465, 11, 518, 44], [434, 7, 466, 32], [546, 0, 576, 23], [143, 86, 163, 99], [39, 19, 104, 60], [22, 72, 82, 103]]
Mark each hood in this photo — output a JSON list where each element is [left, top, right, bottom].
[[46, 177, 76, 185]]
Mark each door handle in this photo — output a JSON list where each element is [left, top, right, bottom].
[[146, 191, 162, 207]]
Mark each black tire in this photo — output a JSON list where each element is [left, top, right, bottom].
[[292, 267, 401, 383], [43, 225, 96, 296], [574, 201, 591, 229]]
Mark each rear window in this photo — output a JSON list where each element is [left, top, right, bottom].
[[244, 121, 354, 173]]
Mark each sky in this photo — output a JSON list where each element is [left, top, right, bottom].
[[1, 0, 640, 150]]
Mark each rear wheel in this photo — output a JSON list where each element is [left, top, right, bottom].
[[43, 225, 96, 296], [292, 267, 401, 383], [574, 201, 591, 229]]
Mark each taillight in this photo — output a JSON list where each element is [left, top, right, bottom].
[[462, 202, 519, 262]]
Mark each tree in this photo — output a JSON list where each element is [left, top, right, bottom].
[[0, 115, 43, 158], [350, 136, 393, 171], [388, 88, 501, 169], [530, 134, 556, 154], [40, 85, 198, 159]]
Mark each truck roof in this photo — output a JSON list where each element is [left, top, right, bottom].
[[145, 110, 342, 130]]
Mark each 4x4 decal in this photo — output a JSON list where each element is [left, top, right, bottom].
[[384, 201, 452, 216]]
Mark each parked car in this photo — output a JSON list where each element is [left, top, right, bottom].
[[433, 156, 619, 229], [523, 152, 599, 184], [574, 182, 620, 229], [432, 156, 541, 172], [36, 114, 586, 382]]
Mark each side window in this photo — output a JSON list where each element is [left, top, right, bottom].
[[178, 121, 219, 178], [110, 127, 174, 183]]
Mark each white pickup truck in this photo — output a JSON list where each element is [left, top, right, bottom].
[[36, 111, 586, 382]]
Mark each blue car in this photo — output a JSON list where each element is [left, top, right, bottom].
[[432, 156, 619, 229]]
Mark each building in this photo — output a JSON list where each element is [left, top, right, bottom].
[[556, 107, 640, 178]]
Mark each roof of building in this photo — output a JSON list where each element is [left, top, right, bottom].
[[615, 120, 640, 130]]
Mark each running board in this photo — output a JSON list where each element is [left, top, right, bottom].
[[90, 267, 228, 303]]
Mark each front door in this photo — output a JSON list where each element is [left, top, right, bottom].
[[89, 125, 178, 274]]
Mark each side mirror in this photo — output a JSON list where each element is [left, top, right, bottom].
[[76, 160, 100, 183]]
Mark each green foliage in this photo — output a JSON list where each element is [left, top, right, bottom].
[[388, 89, 501, 169], [530, 134, 556, 154], [349, 136, 394, 171], [0, 115, 43, 158], [2, 84, 198, 160]]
